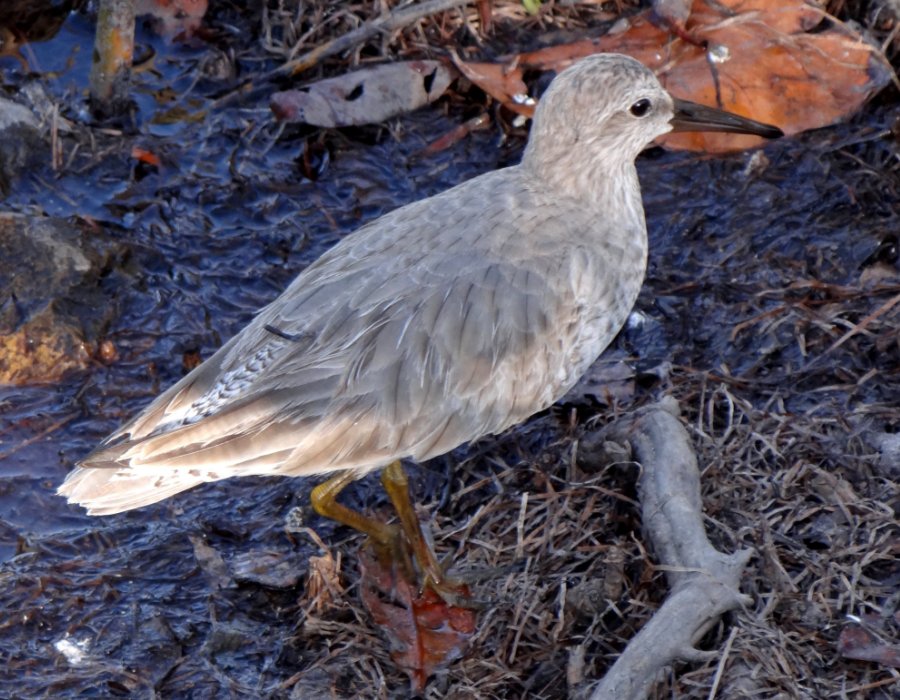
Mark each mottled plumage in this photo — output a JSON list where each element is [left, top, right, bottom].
[[59, 54, 780, 514]]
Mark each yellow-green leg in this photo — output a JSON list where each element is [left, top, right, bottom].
[[380, 461, 447, 589], [310, 462, 470, 606], [381, 461, 477, 607], [310, 469, 396, 546], [311, 466, 417, 582]]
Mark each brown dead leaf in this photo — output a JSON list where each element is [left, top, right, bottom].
[[358, 546, 476, 693], [188, 534, 233, 589], [808, 466, 859, 504], [502, 0, 891, 152], [695, 0, 825, 35], [305, 551, 342, 612], [655, 6, 891, 151], [838, 618, 900, 669], [271, 60, 453, 127]]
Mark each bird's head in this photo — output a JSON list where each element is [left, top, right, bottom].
[[523, 53, 781, 184]]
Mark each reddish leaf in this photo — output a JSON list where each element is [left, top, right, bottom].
[[652, 3, 891, 152], [421, 114, 491, 156], [358, 546, 476, 693], [451, 56, 532, 117], [686, 0, 824, 35]]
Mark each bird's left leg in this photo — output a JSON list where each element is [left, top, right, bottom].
[[380, 460, 472, 607]]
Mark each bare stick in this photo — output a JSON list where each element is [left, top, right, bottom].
[[268, 0, 469, 81], [89, 0, 135, 114]]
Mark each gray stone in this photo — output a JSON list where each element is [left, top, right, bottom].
[[0, 213, 127, 384], [0, 96, 44, 194]]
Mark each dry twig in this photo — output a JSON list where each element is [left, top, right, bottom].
[[267, 0, 470, 80], [213, 0, 469, 111]]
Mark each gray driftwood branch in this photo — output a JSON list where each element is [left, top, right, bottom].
[[586, 397, 753, 700]]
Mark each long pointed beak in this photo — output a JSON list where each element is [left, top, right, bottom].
[[670, 97, 783, 139]]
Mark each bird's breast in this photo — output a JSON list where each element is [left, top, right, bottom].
[[557, 227, 648, 392]]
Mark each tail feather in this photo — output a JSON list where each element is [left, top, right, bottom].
[[57, 466, 205, 515]]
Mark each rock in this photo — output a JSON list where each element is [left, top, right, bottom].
[[0, 214, 127, 384], [0, 96, 44, 194], [865, 430, 900, 479]]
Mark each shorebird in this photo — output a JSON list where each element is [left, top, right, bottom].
[[60, 53, 781, 595]]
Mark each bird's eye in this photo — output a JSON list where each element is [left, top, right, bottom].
[[630, 99, 651, 117]]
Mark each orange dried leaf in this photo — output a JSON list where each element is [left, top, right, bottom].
[[517, 38, 609, 72], [358, 546, 476, 693], [452, 57, 532, 117], [421, 114, 491, 156], [509, 0, 891, 152], [688, 0, 825, 35], [655, 2, 892, 151], [131, 146, 161, 168], [305, 551, 342, 612]]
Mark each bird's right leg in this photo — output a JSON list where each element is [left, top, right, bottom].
[[310, 470, 413, 580], [380, 461, 477, 608]]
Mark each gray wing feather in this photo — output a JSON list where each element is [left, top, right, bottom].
[[61, 169, 612, 513]]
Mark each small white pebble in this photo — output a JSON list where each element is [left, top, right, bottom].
[[512, 93, 536, 107], [55, 636, 90, 666], [627, 310, 649, 329]]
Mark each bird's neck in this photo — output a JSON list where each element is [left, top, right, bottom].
[[523, 147, 645, 231]]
